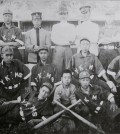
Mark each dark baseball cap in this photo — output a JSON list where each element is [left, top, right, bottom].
[[79, 70, 90, 79], [2, 46, 14, 54], [41, 82, 53, 91], [38, 46, 48, 52]]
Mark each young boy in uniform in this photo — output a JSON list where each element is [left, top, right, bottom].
[[75, 70, 117, 132], [53, 69, 77, 134], [68, 37, 116, 93], [31, 46, 57, 92]]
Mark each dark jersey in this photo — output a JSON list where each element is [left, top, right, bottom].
[[75, 84, 110, 115], [31, 61, 57, 90], [0, 59, 30, 100], [20, 92, 53, 121], [0, 23, 23, 43]]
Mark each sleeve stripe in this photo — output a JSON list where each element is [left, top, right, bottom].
[[98, 70, 106, 77], [108, 93, 114, 101], [23, 72, 31, 80], [31, 82, 36, 86], [107, 70, 116, 76]]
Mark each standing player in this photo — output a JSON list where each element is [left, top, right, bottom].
[[51, 1, 76, 81], [0, 8, 24, 61]]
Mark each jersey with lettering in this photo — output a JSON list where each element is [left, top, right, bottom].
[[75, 84, 110, 115], [68, 52, 104, 79], [0, 59, 30, 100], [20, 93, 53, 121], [31, 61, 57, 90]]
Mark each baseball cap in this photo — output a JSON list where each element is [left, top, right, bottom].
[[41, 82, 53, 91], [80, 37, 91, 43], [2, 46, 14, 54], [31, 12, 42, 19], [38, 46, 48, 52], [79, 70, 90, 79], [79, 3, 91, 14], [3, 9, 13, 15]]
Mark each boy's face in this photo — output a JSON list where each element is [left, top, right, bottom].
[[61, 73, 71, 86], [79, 78, 90, 89], [32, 17, 42, 28], [2, 53, 13, 63], [80, 40, 90, 53], [38, 86, 50, 100], [3, 14, 13, 25], [38, 50, 48, 62]]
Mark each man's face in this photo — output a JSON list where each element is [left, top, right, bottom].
[[38, 50, 48, 62], [80, 40, 90, 53], [32, 17, 42, 28], [80, 7, 90, 21], [38, 86, 50, 100], [59, 12, 68, 21], [3, 14, 13, 24], [61, 73, 71, 86], [2, 53, 13, 63], [79, 78, 90, 89]]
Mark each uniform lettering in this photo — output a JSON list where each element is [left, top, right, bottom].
[[84, 97, 89, 103], [79, 65, 84, 71], [0, 79, 5, 85], [89, 64, 93, 70], [75, 68, 79, 74], [46, 73, 51, 79], [92, 95, 97, 100], [5, 75, 10, 81], [15, 72, 23, 78]]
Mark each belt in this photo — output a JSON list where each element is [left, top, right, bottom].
[[55, 45, 70, 47], [99, 46, 117, 49], [99, 43, 119, 49], [4, 83, 20, 90]]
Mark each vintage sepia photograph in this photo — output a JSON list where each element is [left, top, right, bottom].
[[0, 0, 120, 133]]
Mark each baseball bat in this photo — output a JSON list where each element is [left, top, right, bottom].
[[55, 100, 105, 134], [33, 99, 81, 129]]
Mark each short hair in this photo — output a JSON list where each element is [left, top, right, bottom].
[[61, 69, 72, 77]]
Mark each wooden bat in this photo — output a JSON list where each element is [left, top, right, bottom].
[[55, 100, 105, 134], [33, 99, 81, 129]]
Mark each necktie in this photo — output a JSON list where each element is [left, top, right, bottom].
[[36, 28, 40, 46], [36, 28, 40, 61]]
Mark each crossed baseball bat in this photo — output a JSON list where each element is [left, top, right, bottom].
[[33, 99, 105, 134]]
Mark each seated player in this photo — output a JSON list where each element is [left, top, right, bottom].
[[75, 70, 118, 132], [68, 37, 116, 93], [53, 69, 77, 134], [31, 46, 57, 92]]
